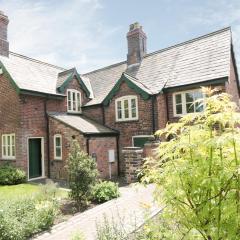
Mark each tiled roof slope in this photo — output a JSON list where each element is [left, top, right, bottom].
[[84, 27, 231, 105], [0, 52, 66, 95], [83, 61, 127, 105], [49, 113, 118, 135], [0, 27, 232, 104]]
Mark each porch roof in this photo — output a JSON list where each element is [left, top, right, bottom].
[[48, 113, 118, 136]]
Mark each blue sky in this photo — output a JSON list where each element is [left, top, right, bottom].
[[1, 0, 240, 73]]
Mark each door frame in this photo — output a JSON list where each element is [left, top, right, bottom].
[[27, 137, 45, 181]]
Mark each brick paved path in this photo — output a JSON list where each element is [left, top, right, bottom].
[[33, 184, 160, 240]]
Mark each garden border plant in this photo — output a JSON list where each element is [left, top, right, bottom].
[[143, 88, 240, 239]]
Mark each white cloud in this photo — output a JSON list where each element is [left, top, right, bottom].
[[0, 0, 122, 72], [185, 0, 240, 70]]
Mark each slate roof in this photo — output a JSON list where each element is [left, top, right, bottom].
[[84, 27, 231, 105], [0, 52, 65, 95], [0, 27, 233, 104], [48, 113, 118, 135]]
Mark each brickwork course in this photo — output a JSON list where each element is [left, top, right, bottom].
[[0, 9, 240, 181]]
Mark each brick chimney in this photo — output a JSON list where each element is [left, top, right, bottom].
[[0, 11, 9, 57], [127, 22, 147, 66]]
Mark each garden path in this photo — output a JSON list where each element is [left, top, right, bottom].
[[33, 184, 161, 240]]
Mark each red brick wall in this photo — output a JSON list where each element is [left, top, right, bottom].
[[156, 93, 168, 129], [225, 55, 240, 106], [48, 117, 117, 180], [48, 117, 86, 180], [19, 95, 48, 177], [0, 75, 21, 167], [88, 137, 118, 179], [82, 105, 104, 124], [104, 81, 153, 172]]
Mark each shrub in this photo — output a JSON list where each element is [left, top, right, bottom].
[[92, 181, 120, 203], [143, 88, 240, 239], [0, 165, 26, 185], [0, 198, 59, 240], [67, 140, 98, 208]]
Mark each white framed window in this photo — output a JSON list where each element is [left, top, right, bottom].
[[67, 89, 81, 113], [173, 89, 204, 117], [2, 133, 16, 159], [54, 134, 62, 160], [115, 95, 138, 122]]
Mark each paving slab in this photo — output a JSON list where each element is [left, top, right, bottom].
[[33, 184, 160, 240]]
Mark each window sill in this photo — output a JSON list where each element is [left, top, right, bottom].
[[53, 159, 62, 161], [0, 158, 16, 161], [115, 119, 139, 123], [67, 112, 82, 115]]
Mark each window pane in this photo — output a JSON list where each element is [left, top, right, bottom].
[[77, 93, 81, 112], [131, 99, 137, 118], [186, 103, 194, 113], [3, 146, 6, 156], [194, 91, 203, 100], [117, 101, 122, 119], [176, 104, 182, 114], [8, 145, 10, 156], [175, 94, 182, 104], [131, 98, 136, 109], [68, 92, 71, 110], [72, 92, 76, 111], [132, 108, 136, 118], [56, 137, 61, 147], [12, 145, 15, 156], [124, 100, 129, 118], [68, 91, 71, 100], [195, 102, 203, 112], [186, 93, 194, 103], [56, 147, 61, 157]]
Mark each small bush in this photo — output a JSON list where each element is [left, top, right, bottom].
[[0, 165, 26, 185], [92, 181, 120, 203], [67, 140, 98, 208], [0, 198, 59, 240]]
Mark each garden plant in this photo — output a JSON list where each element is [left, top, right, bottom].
[[67, 140, 98, 208], [143, 88, 240, 239]]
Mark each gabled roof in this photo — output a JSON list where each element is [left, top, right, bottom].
[[102, 73, 153, 106], [49, 113, 118, 136], [84, 27, 232, 106], [57, 68, 91, 97]]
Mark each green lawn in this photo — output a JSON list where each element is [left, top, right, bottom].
[[0, 183, 68, 200]]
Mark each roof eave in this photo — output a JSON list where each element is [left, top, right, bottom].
[[102, 73, 151, 106], [20, 89, 65, 99], [163, 77, 228, 93]]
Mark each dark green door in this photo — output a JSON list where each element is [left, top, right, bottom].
[[29, 139, 42, 179]]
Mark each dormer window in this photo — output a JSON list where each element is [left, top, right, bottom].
[[67, 89, 81, 113], [115, 95, 138, 122]]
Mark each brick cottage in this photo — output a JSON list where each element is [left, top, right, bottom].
[[0, 11, 239, 181]]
